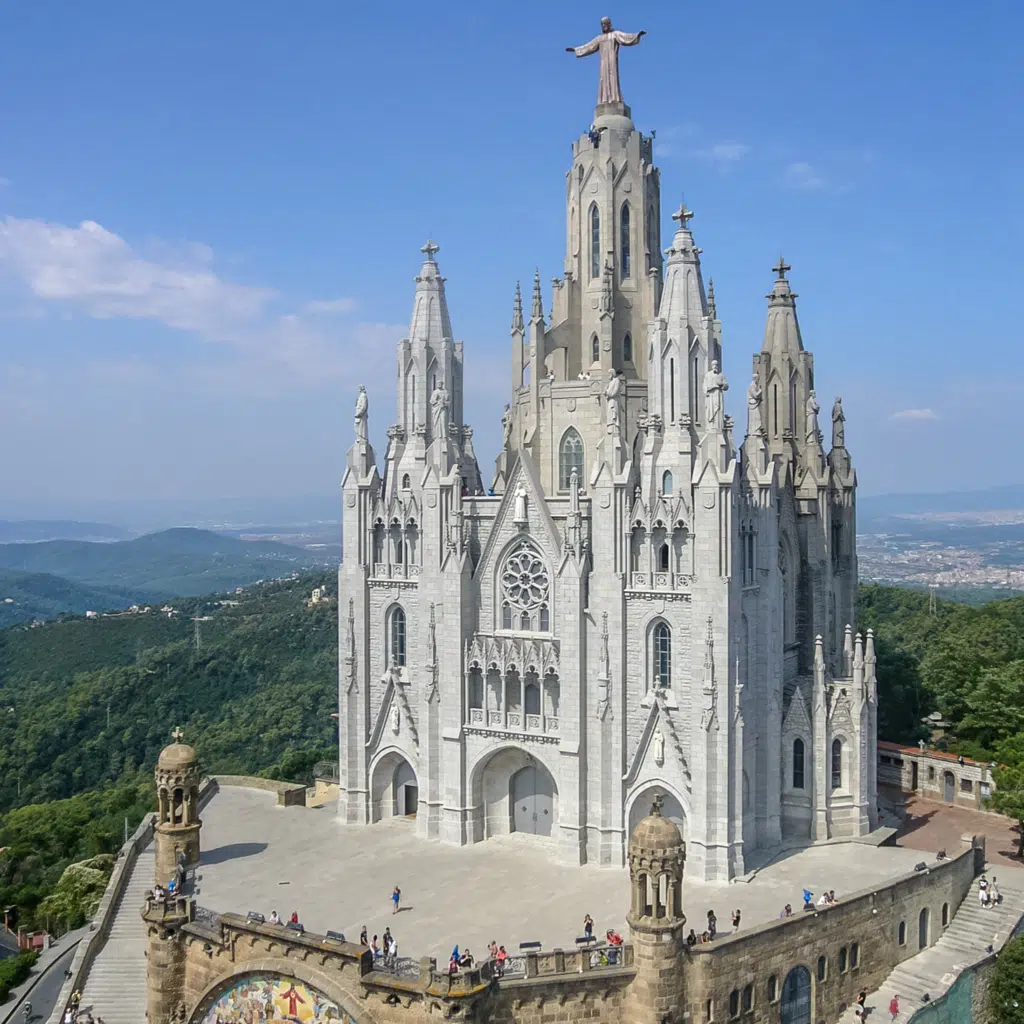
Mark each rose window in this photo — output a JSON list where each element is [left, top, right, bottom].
[[501, 546, 549, 611]]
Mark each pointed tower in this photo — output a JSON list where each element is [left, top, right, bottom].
[[387, 241, 480, 499]]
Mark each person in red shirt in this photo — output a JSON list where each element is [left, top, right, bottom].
[[889, 994, 900, 1021]]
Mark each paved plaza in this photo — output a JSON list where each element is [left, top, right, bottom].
[[196, 787, 932, 962]]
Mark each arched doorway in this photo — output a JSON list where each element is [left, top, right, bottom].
[[627, 785, 686, 842], [394, 759, 418, 817], [780, 965, 811, 1024], [944, 771, 955, 802], [511, 764, 554, 836], [918, 907, 930, 949], [370, 752, 418, 822]]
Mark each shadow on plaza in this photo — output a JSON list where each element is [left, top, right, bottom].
[[201, 841, 268, 865]]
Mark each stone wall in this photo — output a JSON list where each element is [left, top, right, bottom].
[[682, 840, 981, 1024], [211, 774, 307, 807], [878, 742, 996, 812]]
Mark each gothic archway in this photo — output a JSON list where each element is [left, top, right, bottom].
[[626, 784, 687, 843], [780, 965, 812, 1024], [469, 745, 559, 840], [369, 750, 418, 822]]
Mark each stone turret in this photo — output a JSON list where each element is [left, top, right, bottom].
[[154, 728, 201, 888], [626, 797, 687, 1024]]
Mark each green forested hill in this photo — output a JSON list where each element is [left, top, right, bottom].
[[0, 571, 339, 813], [0, 527, 327, 625]]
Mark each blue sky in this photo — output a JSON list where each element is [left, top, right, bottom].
[[0, 1, 1020, 508]]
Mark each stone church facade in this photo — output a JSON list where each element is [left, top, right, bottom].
[[338, 84, 877, 881]]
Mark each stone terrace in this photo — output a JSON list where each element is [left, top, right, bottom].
[[194, 787, 930, 961]]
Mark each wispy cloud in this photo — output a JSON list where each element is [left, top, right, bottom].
[[304, 296, 357, 315], [696, 142, 751, 169], [0, 216, 395, 388], [891, 408, 939, 421], [784, 161, 825, 190]]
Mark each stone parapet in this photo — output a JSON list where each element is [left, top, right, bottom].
[[210, 774, 308, 807]]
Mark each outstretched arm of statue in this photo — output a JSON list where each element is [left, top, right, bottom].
[[613, 30, 646, 46], [567, 38, 600, 57]]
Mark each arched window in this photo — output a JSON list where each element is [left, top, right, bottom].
[[389, 606, 406, 667], [559, 428, 585, 491], [941, 902, 949, 927], [521, 611, 531, 631], [850, 942, 859, 968], [623, 332, 633, 362], [590, 204, 600, 279], [658, 543, 670, 572], [742, 985, 753, 1013], [401, 473, 411, 489], [591, 334, 600, 364], [502, 602, 512, 629], [669, 357, 676, 422], [469, 672, 483, 710], [839, 947, 848, 972], [728, 990, 739, 1019], [620, 203, 631, 279], [767, 976, 778, 1003], [919, 907, 929, 949], [831, 738, 843, 789], [646, 206, 655, 271], [525, 680, 541, 716], [539, 605, 550, 632], [653, 622, 671, 688], [816, 956, 827, 982], [898, 920, 906, 946], [792, 739, 805, 789], [662, 470, 673, 495]]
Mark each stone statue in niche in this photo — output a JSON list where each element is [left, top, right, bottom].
[[746, 374, 763, 436], [703, 359, 728, 428], [806, 390, 821, 444], [430, 382, 450, 441], [513, 484, 528, 524], [501, 404, 513, 447], [391, 702, 400, 734], [653, 727, 665, 767], [604, 369, 624, 435]]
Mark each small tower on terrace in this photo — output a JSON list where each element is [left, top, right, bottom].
[[154, 728, 202, 888], [627, 796, 687, 1024]]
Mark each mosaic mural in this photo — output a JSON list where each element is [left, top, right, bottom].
[[200, 974, 354, 1023]]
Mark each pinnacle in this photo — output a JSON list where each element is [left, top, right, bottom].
[[511, 280, 524, 334], [531, 268, 544, 320]]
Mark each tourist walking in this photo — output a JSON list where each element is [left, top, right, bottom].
[[383, 928, 392, 955], [889, 993, 900, 1021], [854, 990, 867, 1018], [707, 909, 717, 939], [731, 909, 741, 930], [392, 885, 402, 914], [360, 925, 368, 946], [583, 913, 594, 940]]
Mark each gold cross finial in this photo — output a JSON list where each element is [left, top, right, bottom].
[[171, 727, 184, 743]]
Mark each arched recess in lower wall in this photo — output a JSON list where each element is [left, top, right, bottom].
[[187, 957, 377, 1024]]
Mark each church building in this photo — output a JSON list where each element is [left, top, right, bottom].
[[338, 27, 877, 881]]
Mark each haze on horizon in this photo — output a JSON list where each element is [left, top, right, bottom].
[[0, 1, 1019, 507]]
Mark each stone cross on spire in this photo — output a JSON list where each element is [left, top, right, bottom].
[[773, 256, 792, 281], [672, 202, 694, 230], [421, 239, 440, 261], [171, 727, 184, 743]]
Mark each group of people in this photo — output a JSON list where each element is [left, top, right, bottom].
[[266, 910, 301, 927], [681, 908, 742, 946], [801, 889, 839, 910], [52, 989, 105, 1024], [359, 925, 400, 966], [979, 876, 1002, 908]]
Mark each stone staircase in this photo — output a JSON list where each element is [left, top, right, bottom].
[[79, 846, 153, 1024], [838, 865, 1024, 1022]]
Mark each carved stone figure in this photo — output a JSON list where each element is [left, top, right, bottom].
[[653, 727, 665, 767], [354, 385, 368, 442], [703, 360, 728, 428], [513, 484, 528, 524], [501, 404, 513, 447], [430, 382, 450, 441], [604, 369, 624, 434], [391, 702, 400, 734], [746, 374, 763, 436], [566, 18, 647, 107], [832, 396, 846, 448], [806, 389, 821, 444]]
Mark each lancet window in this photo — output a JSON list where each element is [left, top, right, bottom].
[[499, 543, 550, 633], [590, 204, 600, 279], [620, 203, 631, 279], [559, 428, 584, 491]]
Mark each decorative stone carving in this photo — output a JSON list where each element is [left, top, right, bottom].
[[566, 18, 647, 107], [746, 374, 763, 436], [354, 385, 368, 442], [703, 360, 728, 428]]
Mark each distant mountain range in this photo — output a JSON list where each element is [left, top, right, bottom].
[[0, 519, 133, 544], [0, 527, 327, 626], [859, 484, 1024, 530]]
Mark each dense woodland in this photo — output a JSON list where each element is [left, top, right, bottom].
[[1, 576, 1023, 931]]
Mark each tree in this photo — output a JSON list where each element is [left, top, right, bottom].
[[989, 740, 1024, 860], [988, 934, 1024, 1024]]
